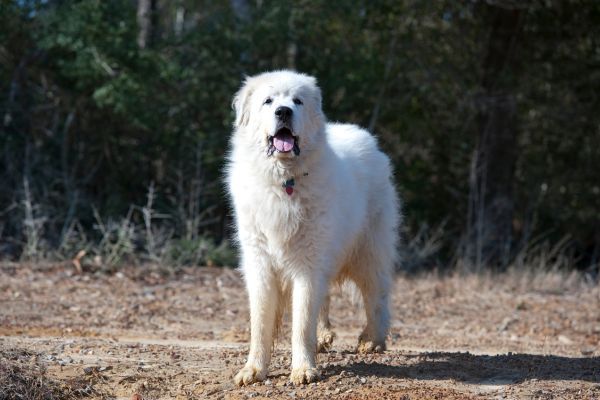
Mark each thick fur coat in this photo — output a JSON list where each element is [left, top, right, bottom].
[[226, 70, 400, 385]]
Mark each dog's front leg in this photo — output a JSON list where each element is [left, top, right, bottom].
[[234, 267, 278, 386], [290, 273, 324, 385]]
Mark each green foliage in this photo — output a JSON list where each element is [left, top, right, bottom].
[[0, 0, 598, 270]]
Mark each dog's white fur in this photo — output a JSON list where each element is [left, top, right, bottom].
[[226, 71, 400, 386]]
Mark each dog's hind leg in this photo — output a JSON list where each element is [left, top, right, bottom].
[[354, 264, 391, 353], [351, 230, 395, 354], [317, 293, 336, 353]]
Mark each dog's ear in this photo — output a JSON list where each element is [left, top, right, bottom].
[[232, 77, 254, 128], [306, 75, 322, 111]]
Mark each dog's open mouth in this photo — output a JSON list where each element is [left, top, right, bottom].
[[267, 127, 300, 156]]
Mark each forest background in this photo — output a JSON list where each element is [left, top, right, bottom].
[[1, 0, 598, 275]]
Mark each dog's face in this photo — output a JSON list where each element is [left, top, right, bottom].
[[232, 71, 325, 161]]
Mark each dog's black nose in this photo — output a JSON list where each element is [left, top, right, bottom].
[[275, 106, 293, 121]]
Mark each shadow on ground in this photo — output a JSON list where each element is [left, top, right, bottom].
[[324, 352, 600, 384]]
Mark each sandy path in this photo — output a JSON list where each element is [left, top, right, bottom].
[[1, 263, 598, 399]]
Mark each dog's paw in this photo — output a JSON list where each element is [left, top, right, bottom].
[[234, 364, 267, 386], [357, 336, 386, 354], [317, 329, 336, 353], [290, 366, 320, 385]]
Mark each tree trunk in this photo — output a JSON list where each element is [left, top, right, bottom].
[[174, 3, 185, 38], [137, 0, 158, 49], [230, 0, 251, 67], [467, 6, 523, 269], [287, 9, 297, 70]]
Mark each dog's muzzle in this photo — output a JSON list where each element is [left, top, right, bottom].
[[267, 123, 300, 157]]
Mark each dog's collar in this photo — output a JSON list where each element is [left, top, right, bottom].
[[282, 172, 308, 196], [282, 178, 295, 195]]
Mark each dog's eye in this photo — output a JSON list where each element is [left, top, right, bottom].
[[264, 98, 273, 105], [293, 98, 303, 105]]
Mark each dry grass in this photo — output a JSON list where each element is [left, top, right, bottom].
[[0, 349, 102, 400], [447, 265, 592, 293]]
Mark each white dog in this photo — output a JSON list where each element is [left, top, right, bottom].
[[226, 70, 400, 386]]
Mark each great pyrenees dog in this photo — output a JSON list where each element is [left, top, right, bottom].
[[226, 70, 400, 386]]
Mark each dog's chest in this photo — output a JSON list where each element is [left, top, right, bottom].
[[260, 193, 303, 241], [231, 163, 327, 263]]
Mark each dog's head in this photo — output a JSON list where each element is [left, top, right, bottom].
[[232, 70, 325, 161]]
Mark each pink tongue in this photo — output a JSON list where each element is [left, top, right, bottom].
[[273, 134, 294, 152]]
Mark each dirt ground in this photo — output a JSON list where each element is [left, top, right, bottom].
[[0, 263, 598, 399]]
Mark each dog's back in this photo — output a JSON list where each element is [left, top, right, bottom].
[[324, 122, 400, 270]]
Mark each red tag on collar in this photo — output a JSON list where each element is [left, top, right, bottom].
[[283, 178, 295, 195]]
